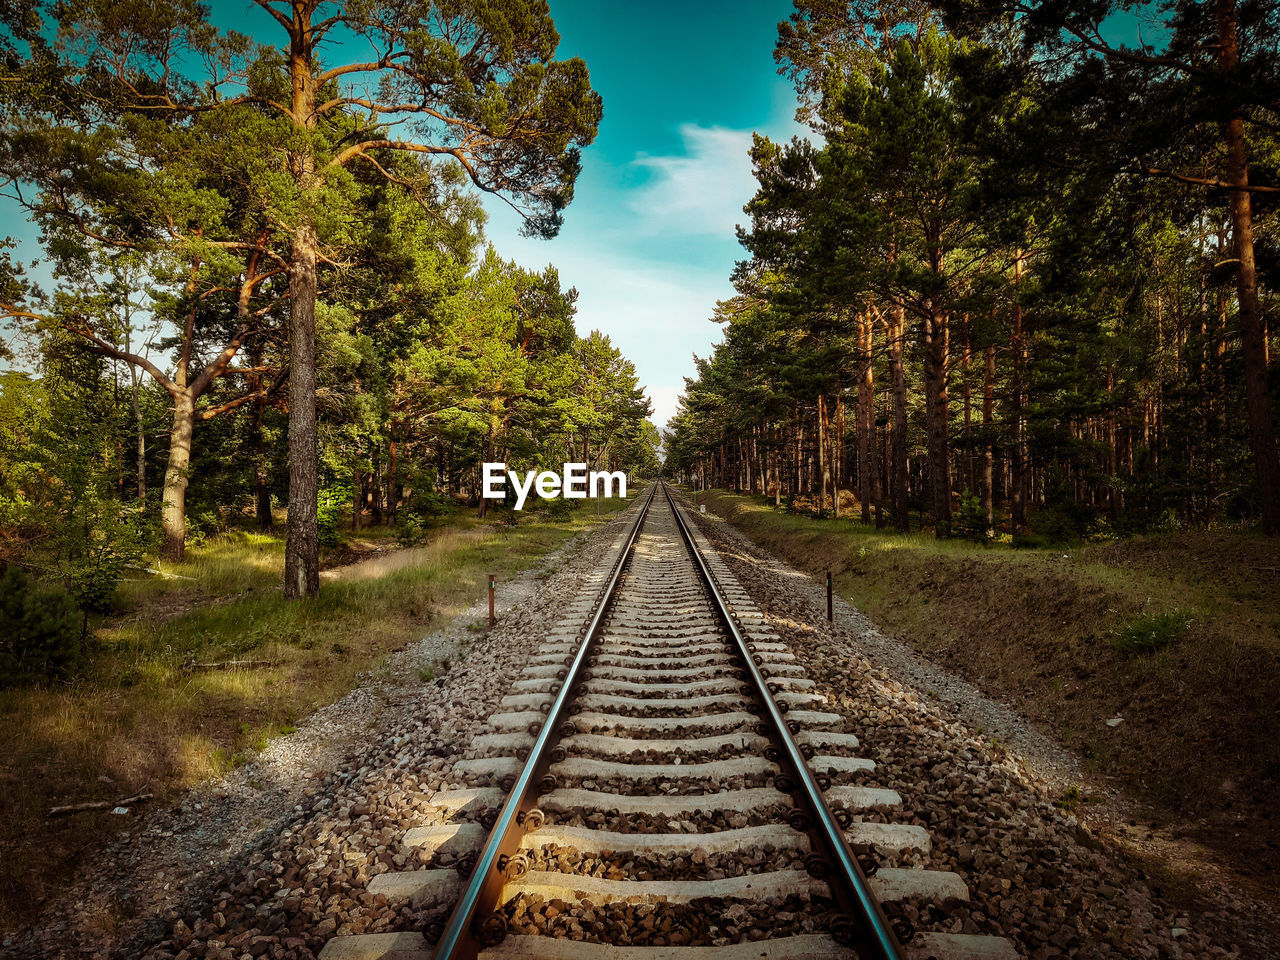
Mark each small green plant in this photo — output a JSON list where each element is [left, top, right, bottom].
[[395, 490, 451, 545], [316, 486, 351, 547], [1113, 610, 1191, 654], [0, 564, 82, 686], [211, 746, 248, 773], [953, 489, 990, 543], [537, 496, 577, 521], [1054, 785, 1083, 812], [418, 665, 435, 682]]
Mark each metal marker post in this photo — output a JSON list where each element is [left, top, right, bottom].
[[488, 574, 495, 627], [827, 570, 833, 622]]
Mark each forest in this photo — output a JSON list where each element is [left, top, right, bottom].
[[663, 0, 1280, 544], [0, 1, 659, 687]]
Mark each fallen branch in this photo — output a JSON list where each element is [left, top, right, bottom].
[[49, 792, 153, 817], [181, 658, 277, 672], [124, 562, 198, 580]]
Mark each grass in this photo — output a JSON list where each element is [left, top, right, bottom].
[[1113, 610, 1192, 654], [693, 489, 1280, 829], [0, 489, 639, 934]]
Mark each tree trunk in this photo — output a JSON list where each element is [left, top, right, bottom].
[[284, 221, 321, 598], [353, 470, 363, 531], [922, 307, 952, 536], [962, 316, 974, 494], [132, 372, 146, 502], [773, 428, 782, 506], [1106, 367, 1121, 521], [387, 437, 400, 524], [160, 392, 195, 561], [1219, 0, 1280, 534], [284, 7, 322, 596], [817, 395, 830, 513], [372, 447, 384, 525], [858, 311, 874, 524], [1010, 253, 1028, 535], [888, 302, 910, 532], [982, 343, 996, 537]]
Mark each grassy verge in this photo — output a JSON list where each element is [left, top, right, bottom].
[[693, 489, 1280, 834], [0, 490, 638, 932]]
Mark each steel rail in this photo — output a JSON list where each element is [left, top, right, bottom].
[[431, 482, 658, 960], [662, 482, 904, 960]]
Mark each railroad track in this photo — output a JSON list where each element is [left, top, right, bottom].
[[318, 483, 1018, 960]]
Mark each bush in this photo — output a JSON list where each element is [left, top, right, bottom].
[[0, 564, 82, 685], [536, 496, 578, 521], [1113, 610, 1191, 654], [953, 489, 990, 542], [1032, 501, 1097, 545], [317, 486, 351, 547], [394, 489, 450, 546], [186, 508, 228, 546], [51, 500, 151, 615]]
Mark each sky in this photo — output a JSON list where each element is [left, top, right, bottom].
[[0, 0, 803, 432], [476, 0, 804, 431]]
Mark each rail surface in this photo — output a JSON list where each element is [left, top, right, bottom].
[[317, 481, 1018, 960]]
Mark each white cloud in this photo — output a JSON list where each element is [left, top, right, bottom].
[[628, 125, 759, 236], [645, 385, 685, 433]]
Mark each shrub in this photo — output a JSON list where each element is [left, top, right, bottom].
[[395, 490, 450, 546], [1032, 501, 1098, 545], [1113, 610, 1191, 654], [1053, 785, 1083, 812], [186, 508, 230, 546], [536, 496, 578, 521], [0, 563, 82, 685], [953, 489, 990, 543], [317, 486, 351, 547]]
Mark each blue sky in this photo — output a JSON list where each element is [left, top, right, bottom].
[[479, 0, 803, 430]]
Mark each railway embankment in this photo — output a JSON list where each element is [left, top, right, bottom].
[[686, 487, 1280, 954]]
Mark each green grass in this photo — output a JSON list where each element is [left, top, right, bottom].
[[0, 488, 640, 934], [1113, 610, 1192, 654]]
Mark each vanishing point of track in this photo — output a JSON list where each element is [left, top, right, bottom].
[[317, 483, 1018, 960]]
